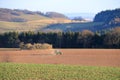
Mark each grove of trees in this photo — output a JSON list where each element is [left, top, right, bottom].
[[0, 28, 120, 48]]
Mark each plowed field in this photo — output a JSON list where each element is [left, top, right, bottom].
[[0, 49, 120, 67]]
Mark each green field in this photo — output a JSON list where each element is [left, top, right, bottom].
[[0, 63, 120, 80]]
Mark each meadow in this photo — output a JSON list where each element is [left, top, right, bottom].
[[0, 19, 72, 33], [0, 21, 49, 33], [0, 63, 120, 80]]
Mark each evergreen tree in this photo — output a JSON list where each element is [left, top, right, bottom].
[[3, 32, 20, 48]]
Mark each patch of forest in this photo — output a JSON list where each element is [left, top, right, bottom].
[[0, 27, 120, 48]]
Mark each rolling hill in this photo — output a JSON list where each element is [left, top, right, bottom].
[[0, 8, 120, 33], [0, 8, 50, 22], [0, 8, 72, 33], [0, 8, 71, 22]]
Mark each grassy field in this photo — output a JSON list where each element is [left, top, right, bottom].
[[0, 19, 72, 33], [0, 21, 49, 33], [0, 63, 120, 80]]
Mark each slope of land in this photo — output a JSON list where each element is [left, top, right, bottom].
[[0, 8, 72, 33], [0, 8, 50, 22], [0, 8, 70, 22], [42, 22, 104, 32]]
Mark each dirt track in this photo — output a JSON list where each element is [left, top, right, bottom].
[[0, 49, 120, 67]]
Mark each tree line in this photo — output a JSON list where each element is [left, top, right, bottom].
[[0, 28, 120, 48]]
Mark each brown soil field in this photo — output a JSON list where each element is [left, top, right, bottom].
[[0, 49, 120, 67]]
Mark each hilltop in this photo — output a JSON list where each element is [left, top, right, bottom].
[[0, 8, 48, 22], [0, 8, 70, 22]]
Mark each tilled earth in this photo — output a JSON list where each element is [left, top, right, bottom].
[[0, 49, 120, 67]]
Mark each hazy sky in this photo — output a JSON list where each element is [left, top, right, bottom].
[[0, 0, 120, 14]]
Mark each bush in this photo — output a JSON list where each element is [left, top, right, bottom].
[[33, 43, 42, 49], [19, 42, 52, 50], [41, 43, 53, 49]]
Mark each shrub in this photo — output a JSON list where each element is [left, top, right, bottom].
[[33, 43, 42, 49], [19, 43, 52, 50], [41, 43, 53, 49], [19, 42, 25, 49], [24, 43, 33, 50]]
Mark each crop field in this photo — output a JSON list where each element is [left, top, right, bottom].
[[0, 63, 120, 80], [0, 49, 120, 67]]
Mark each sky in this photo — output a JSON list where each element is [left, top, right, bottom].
[[0, 0, 120, 14]]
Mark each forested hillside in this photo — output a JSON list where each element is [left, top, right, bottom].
[[94, 8, 120, 26], [42, 8, 120, 32]]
